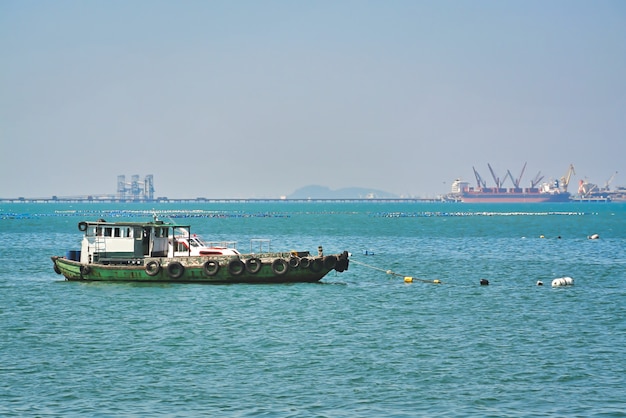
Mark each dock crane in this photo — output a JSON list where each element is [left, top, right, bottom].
[[602, 171, 618, 192], [472, 166, 487, 189], [558, 164, 575, 192]]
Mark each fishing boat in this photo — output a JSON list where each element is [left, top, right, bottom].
[[51, 218, 349, 283]]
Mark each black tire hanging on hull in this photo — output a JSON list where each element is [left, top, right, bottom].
[[228, 259, 245, 276], [166, 262, 185, 279], [202, 260, 220, 276], [309, 258, 323, 273], [271, 258, 289, 275], [245, 258, 262, 274], [299, 257, 311, 269], [145, 261, 161, 276]]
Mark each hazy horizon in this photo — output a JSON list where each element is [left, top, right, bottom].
[[2, 1, 625, 199]]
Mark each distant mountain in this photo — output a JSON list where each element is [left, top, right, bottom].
[[287, 185, 399, 199]]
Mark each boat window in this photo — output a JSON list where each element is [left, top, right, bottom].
[[114, 228, 121, 237], [174, 240, 188, 252], [126, 228, 132, 238], [96, 227, 103, 236], [104, 227, 113, 237]]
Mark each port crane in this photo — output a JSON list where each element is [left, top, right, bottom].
[[602, 171, 618, 192], [578, 171, 618, 197], [558, 164, 575, 192]]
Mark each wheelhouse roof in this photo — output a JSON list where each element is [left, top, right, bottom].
[[80, 220, 191, 229]]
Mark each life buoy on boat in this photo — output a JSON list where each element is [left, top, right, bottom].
[[271, 258, 289, 275], [202, 260, 220, 276], [145, 260, 161, 276], [80, 265, 91, 275], [245, 258, 262, 274], [228, 259, 245, 276], [78, 222, 88, 232], [288, 256, 300, 269], [166, 261, 185, 279]]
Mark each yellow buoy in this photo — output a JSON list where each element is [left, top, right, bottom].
[[433, 279, 441, 284], [404, 277, 413, 283]]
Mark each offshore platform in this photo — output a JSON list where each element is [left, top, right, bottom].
[[117, 174, 154, 201]]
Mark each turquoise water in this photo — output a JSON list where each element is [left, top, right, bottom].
[[1, 201, 625, 417]]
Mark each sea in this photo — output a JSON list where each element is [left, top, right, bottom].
[[1, 201, 625, 417]]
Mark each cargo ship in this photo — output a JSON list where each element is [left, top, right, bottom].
[[450, 163, 574, 203], [575, 172, 621, 201]]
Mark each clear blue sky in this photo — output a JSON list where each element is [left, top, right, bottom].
[[1, 0, 625, 198]]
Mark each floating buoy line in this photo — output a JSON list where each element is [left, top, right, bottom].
[[0, 209, 599, 221], [352, 258, 579, 289], [374, 211, 594, 218], [0, 209, 293, 220], [551, 276, 574, 287], [349, 259, 442, 284]]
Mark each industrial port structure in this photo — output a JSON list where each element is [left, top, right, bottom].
[[1, 172, 623, 203], [117, 175, 154, 201], [1, 174, 155, 203]]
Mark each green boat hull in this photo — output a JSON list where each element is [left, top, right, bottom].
[[52, 252, 349, 284]]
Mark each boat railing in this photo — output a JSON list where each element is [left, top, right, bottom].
[[250, 238, 271, 253], [206, 241, 238, 249]]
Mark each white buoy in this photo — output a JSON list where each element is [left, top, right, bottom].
[[551, 276, 574, 287], [588, 233, 600, 240]]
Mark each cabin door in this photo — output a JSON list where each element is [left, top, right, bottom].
[[133, 227, 144, 257]]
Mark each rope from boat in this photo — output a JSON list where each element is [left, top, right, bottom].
[[350, 259, 442, 284]]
